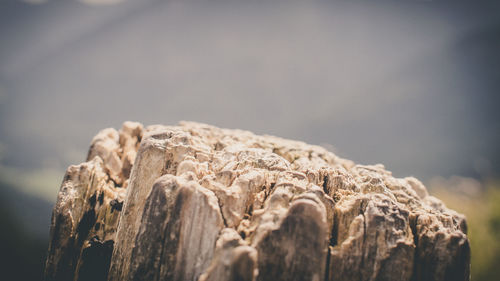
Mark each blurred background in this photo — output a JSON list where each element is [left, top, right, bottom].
[[0, 0, 499, 280]]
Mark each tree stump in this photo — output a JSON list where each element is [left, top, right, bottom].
[[44, 122, 470, 281]]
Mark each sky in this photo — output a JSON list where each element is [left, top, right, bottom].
[[0, 0, 499, 205]]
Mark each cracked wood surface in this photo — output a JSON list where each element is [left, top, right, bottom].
[[44, 121, 470, 281]]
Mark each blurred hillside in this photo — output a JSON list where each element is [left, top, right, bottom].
[[0, 181, 52, 281], [430, 178, 500, 281]]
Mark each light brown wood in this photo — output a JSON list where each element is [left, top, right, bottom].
[[44, 121, 470, 281]]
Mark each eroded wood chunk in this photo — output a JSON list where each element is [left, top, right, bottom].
[[45, 121, 470, 281], [45, 122, 141, 281], [128, 175, 223, 281], [255, 194, 328, 281], [199, 228, 257, 281]]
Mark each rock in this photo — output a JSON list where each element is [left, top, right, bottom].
[[44, 121, 470, 281]]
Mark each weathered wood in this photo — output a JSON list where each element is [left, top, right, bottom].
[[45, 121, 470, 281], [45, 122, 142, 281]]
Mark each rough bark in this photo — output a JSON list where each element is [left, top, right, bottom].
[[45, 121, 470, 281]]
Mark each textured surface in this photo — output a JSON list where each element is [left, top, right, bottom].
[[45, 121, 470, 281]]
